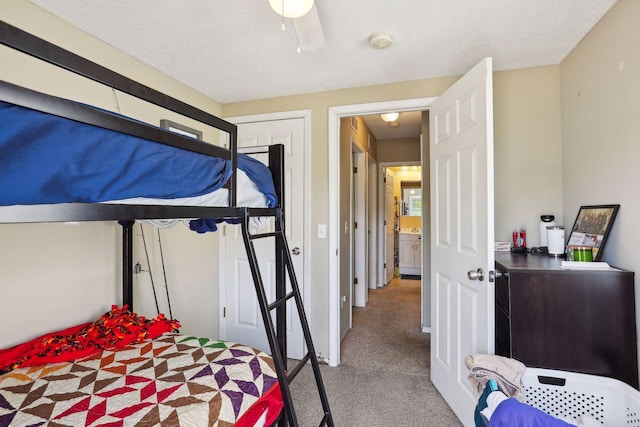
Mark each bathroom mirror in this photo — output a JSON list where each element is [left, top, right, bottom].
[[401, 181, 422, 217]]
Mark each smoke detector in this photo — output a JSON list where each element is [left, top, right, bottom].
[[368, 31, 393, 49]]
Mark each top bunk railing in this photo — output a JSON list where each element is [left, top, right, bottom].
[[0, 21, 289, 223]]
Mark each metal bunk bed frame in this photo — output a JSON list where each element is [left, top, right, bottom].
[[0, 21, 333, 427]]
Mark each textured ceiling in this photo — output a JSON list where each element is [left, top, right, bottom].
[[29, 0, 616, 106]]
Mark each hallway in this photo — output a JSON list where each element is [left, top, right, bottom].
[[341, 277, 429, 375], [290, 278, 462, 426]]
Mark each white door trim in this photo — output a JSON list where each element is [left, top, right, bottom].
[[352, 142, 367, 308], [220, 109, 312, 339], [328, 98, 436, 367]]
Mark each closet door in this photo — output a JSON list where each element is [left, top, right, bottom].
[[221, 116, 306, 360]]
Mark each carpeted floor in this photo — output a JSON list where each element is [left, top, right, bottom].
[[289, 278, 463, 426]]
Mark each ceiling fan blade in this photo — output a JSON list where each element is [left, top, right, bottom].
[[293, 3, 325, 52]]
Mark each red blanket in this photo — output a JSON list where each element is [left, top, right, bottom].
[[0, 305, 180, 373]]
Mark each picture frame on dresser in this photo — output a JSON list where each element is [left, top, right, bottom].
[[566, 204, 619, 261]]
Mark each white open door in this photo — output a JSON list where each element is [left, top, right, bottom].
[[429, 57, 495, 426]]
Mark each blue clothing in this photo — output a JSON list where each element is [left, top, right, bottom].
[[489, 398, 575, 427]]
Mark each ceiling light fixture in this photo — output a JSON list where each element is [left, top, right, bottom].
[[380, 112, 400, 128], [269, 0, 325, 53], [270, 0, 314, 30], [380, 112, 399, 122]]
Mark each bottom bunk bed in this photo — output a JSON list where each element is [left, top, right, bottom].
[[0, 305, 284, 427]]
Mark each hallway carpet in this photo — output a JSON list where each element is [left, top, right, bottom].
[[289, 278, 463, 426]]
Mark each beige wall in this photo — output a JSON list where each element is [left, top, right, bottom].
[[377, 137, 421, 162], [493, 65, 564, 246], [560, 0, 640, 346], [11, 0, 630, 362]]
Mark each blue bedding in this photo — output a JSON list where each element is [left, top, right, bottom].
[[0, 101, 277, 227]]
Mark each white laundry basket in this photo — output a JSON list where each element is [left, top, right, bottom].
[[523, 367, 640, 426]]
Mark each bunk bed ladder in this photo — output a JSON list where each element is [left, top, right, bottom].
[[240, 207, 334, 427]]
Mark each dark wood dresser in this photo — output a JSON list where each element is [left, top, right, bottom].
[[495, 253, 639, 389]]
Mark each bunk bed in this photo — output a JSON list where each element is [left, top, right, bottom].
[[0, 21, 333, 427]]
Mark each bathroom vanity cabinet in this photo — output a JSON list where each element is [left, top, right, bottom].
[[398, 233, 421, 275]]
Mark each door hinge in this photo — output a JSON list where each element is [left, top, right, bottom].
[[384, 263, 387, 268], [354, 221, 358, 229], [354, 277, 358, 285], [353, 166, 357, 174], [223, 307, 227, 318]]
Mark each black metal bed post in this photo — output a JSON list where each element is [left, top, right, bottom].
[[268, 144, 285, 213], [119, 220, 135, 310], [228, 126, 237, 207], [274, 215, 288, 427], [275, 236, 286, 363], [269, 145, 287, 374]]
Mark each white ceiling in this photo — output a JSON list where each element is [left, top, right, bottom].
[[29, 0, 616, 139]]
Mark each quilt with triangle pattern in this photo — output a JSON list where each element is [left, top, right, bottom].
[[0, 333, 281, 426]]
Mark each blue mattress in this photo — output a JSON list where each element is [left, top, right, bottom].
[[0, 101, 277, 230]]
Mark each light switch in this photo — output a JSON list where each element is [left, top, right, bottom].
[[317, 224, 327, 239]]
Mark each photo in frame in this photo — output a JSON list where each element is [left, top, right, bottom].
[[350, 116, 359, 133], [160, 119, 203, 140], [567, 204, 619, 261]]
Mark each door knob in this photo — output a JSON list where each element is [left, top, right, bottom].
[[291, 247, 301, 255], [467, 268, 485, 281]]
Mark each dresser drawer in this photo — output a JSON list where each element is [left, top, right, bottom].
[[495, 302, 511, 357], [495, 272, 509, 314]]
